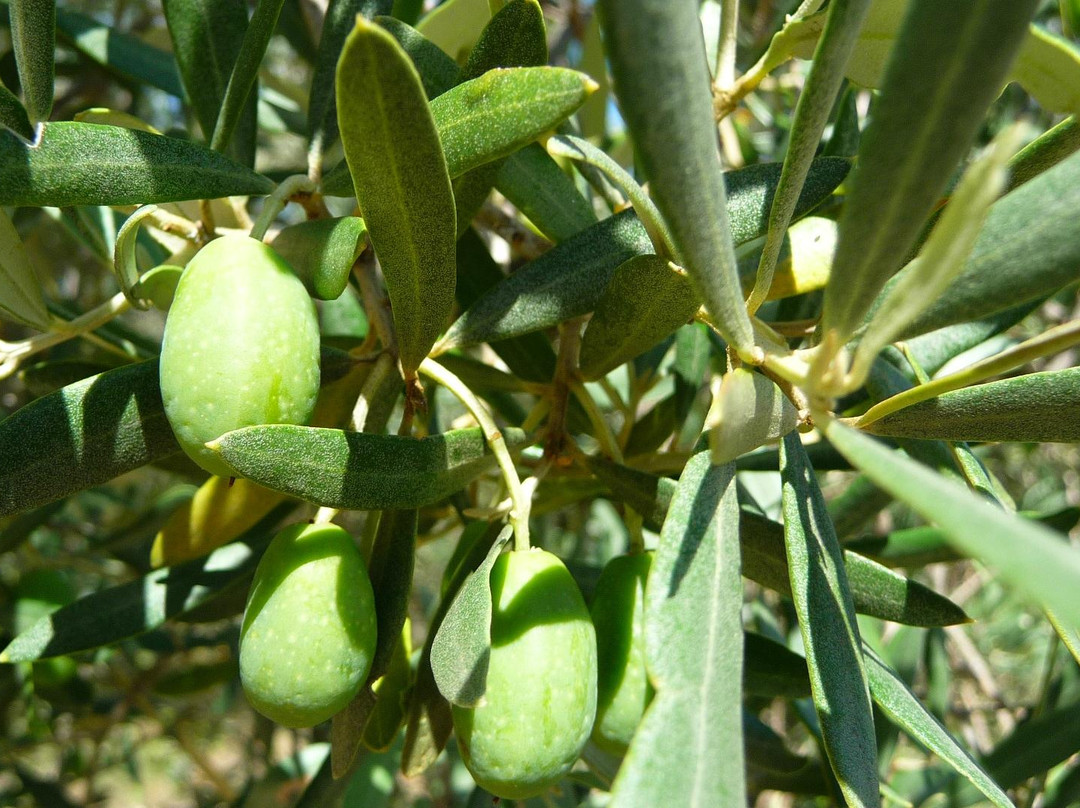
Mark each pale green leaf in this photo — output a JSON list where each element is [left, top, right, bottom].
[[610, 453, 745, 806], [335, 17, 456, 375], [781, 433, 879, 808], [270, 216, 368, 301], [824, 419, 1080, 629], [710, 368, 799, 465], [598, 0, 754, 354], [429, 525, 512, 706], [415, 0, 490, 62], [0, 207, 50, 330], [821, 0, 1039, 342], [863, 647, 1013, 808]]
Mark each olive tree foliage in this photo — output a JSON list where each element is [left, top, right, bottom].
[[2, 0, 1080, 805]]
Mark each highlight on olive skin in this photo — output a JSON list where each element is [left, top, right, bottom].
[[239, 523, 377, 728], [451, 549, 598, 800]]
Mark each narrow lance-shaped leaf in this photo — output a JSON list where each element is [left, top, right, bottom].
[[209, 0, 286, 155], [861, 367, 1080, 444], [0, 81, 33, 140], [430, 525, 513, 706], [332, 508, 419, 776], [597, 0, 754, 355], [163, 0, 256, 165], [270, 217, 368, 301], [322, 66, 596, 194], [881, 148, 1080, 339], [780, 433, 880, 808], [863, 646, 1013, 808], [308, 0, 393, 166], [495, 143, 597, 243], [0, 123, 274, 207], [821, 0, 1039, 342], [9, 0, 56, 123], [824, 419, 1080, 629], [0, 360, 181, 519], [375, 15, 460, 100], [1007, 116, 1080, 190], [210, 425, 527, 510], [0, 537, 269, 662], [335, 17, 456, 375], [610, 454, 746, 807], [748, 0, 871, 313], [0, 207, 50, 330], [710, 368, 799, 466], [415, 0, 490, 62], [852, 126, 1019, 381]]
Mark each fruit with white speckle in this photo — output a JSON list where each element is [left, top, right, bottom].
[[239, 523, 377, 727], [159, 235, 320, 477]]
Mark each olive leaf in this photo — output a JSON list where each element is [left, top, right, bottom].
[[270, 217, 368, 301], [0, 360, 181, 519], [824, 419, 1080, 630], [376, 15, 460, 100], [163, 0, 256, 164], [0, 207, 50, 330], [821, 0, 1039, 342], [609, 454, 745, 806], [9, 0, 56, 123], [335, 16, 456, 375], [709, 368, 800, 466], [861, 367, 1080, 444], [496, 143, 597, 242], [781, 433, 880, 808], [414, 0, 490, 62], [307, 0, 393, 164], [0, 80, 33, 140], [211, 425, 528, 510], [0, 536, 270, 662], [0, 123, 274, 206], [743, 633, 811, 699], [598, 0, 754, 355], [429, 525, 513, 707]]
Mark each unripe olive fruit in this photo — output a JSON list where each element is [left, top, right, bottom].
[[452, 549, 597, 800], [239, 523, 377, 728], [159, 235, 320, 477], [590, 551, 654, 755]]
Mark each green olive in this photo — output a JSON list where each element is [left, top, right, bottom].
[[239, 523, 377, 728], [159, 235, 320, 477], [452, 548, 597, 800], [590, 551, 654, 755]]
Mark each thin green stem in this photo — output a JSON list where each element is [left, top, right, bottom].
[[419, 357, 531, 551], [250, 174, 317, 241], [571, 380, 624, 463], [858, 319, 1080, 428]]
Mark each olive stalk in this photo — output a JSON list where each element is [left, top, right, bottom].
[[419, 357, 532, 551]]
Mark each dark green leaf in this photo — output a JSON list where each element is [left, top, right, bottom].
[[1007, 116, 1080, 190], [336, 16, 456, 375], [0, 360, 180, 519], [9, 0, 55, 123], [163, 0, 256, 164], [610, 454, 745, 806], [0, 122, 274, 206], [887, 149, 1080, 338], [459, 0, 545, 81], [579, 255, 698, 380], [209, 0, 287, 155], [862, 367, 1080, 443], [55, 9, 185, 99], [983, 701, 1080, 789], [0, 537, 266, 661], [0, 80, 32, 139], [824, 419, 1080, 630], [375, 15, 460, 99], [211, 425, 527, 510], [863, 646, 1011, 808], [438, 209, 652, 350], [822, 0, 1039, 341], [430, 525, 512, 706], [495, 143, 597, 242], [309, 0, 394, 162], [271, 216, 367, 300], [597, 0, 753, 354], [780, 433, 879, 808], [744, 633, 811, 699]]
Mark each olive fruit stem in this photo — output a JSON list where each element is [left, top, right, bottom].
[[419, 357, 532, 551], [0, 291, 131, 380], [250, 174, 318, 241]]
